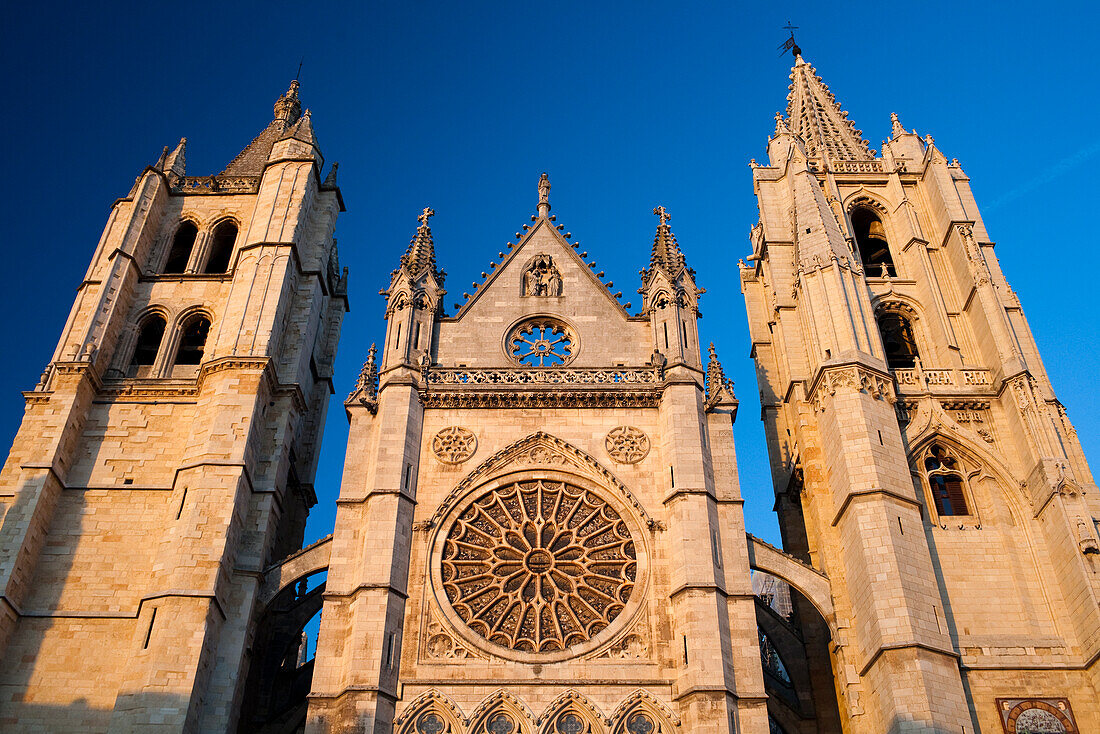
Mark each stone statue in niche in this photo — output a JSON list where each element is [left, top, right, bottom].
[[522, 255, 563, 297]]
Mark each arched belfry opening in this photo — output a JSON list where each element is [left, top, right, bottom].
[[164, 221, 198, 273], [851, 208, 895, 277], [877, 311, 920, 368], [128, 314, 166, 377], [205, 220, 238, 274]]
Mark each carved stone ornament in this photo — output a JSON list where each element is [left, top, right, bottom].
[[522, 254, 563, 297], [432, 427, 477, 464], [605, 426, 651, 464], [440, 480, 638, 655]]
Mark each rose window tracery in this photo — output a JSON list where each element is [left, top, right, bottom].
[[441, 480, 637, 653], [433, 427, 477, 464], [506, 319, 575, 366]]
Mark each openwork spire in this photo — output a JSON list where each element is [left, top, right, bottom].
[[400, 207, 442, 279], [649, 205, 686, 274], [785, 56, 870, 160]]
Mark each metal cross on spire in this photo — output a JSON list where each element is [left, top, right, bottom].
[[418, 206, 435, 227], [653, 205, 671, 226], [778, 21, 801, 58]]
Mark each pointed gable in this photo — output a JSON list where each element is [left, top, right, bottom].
[[786, 55, 871, 161], [435, 177, 651, 368]]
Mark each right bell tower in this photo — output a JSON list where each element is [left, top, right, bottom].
[[741, 53, 1100, 734]]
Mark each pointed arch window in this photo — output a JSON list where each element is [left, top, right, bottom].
[[878, 312, 919, 368], [922, 444, 970, 517], [851, 208, 895, 277], [175, 315, 211, 366], [128, 315, 166, 377], [164, 221, 198, 273], [759, 630, 792, 687], [204, 220, 238, 274]]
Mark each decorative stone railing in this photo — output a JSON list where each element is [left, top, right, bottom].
[[170, 175, 261, 195], [831, 159, 885, 173], [426, 366, 661, 387], [892, 367, 993, 390]]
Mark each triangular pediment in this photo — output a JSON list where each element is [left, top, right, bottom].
[[450, 216, 630, 321]]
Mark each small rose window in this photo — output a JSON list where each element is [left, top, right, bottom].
[[507, 318, 575, 366]]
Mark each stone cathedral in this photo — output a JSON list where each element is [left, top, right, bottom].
[[0, 54, 1097, 734]]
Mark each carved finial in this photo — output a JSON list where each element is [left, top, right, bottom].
[[653, 205, 671, 226], [705, 343, 736, 408], [774, 112, 789, 136], [418, 206, 435, 228], [538, 173, 551, 217], [274, 80, 302, 125], [891, 112, 905, 138], [350, 343, 379, 406]]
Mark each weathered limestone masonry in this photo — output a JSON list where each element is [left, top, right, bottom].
[[309, 181, 766, 733], [741, 55, 1100, 733], [0, 81, 347, 732]]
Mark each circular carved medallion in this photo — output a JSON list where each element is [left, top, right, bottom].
[[605, 426, 650, 464], [440, 479, 637, 654], [433, 427, 477, 464]]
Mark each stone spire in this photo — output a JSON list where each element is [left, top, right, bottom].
[[400, 207, 442, 280], [785, 55, 871, 160], [221, 80, 306, 176], [648, 205, 686, 275]]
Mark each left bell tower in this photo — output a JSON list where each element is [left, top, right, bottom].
[[0, 80, 347, 733]]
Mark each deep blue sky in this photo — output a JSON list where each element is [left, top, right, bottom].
[[2, 2, 1098, 548]]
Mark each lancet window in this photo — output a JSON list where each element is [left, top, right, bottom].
[[164, 221, 198, 273], [851, 208, 895, 277], [921, 443, 971, 517]]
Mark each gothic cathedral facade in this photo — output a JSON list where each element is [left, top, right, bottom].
[[0, 55, 1097, 734]]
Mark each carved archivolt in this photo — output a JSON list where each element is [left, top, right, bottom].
[[605, 427, 650, 464], [433, 427, 478, 464], [426, 432, 658, 531], [441, 480, 637, 654]]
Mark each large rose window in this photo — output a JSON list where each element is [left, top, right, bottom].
[[440, 480, 637, 653]]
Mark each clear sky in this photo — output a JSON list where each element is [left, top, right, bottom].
[[2, 1, 1098, 549]]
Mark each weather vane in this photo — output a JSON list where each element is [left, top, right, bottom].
[[778, 22, 801, 58]]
